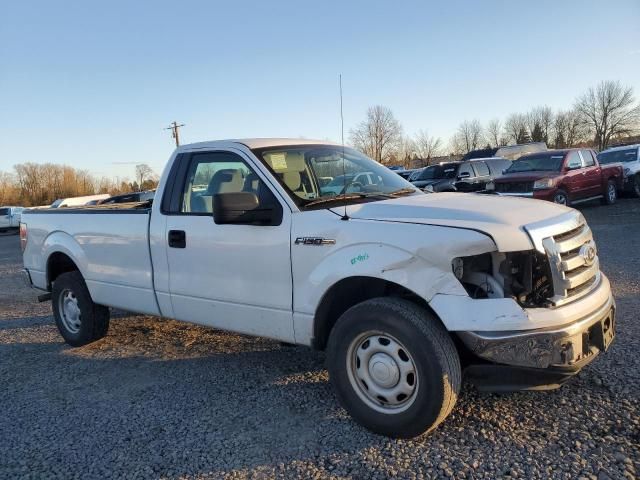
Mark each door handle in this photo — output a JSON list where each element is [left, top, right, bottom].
[[168, 230, 186, 248]]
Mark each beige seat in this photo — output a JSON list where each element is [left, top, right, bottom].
[[191, 169, 243, 213]]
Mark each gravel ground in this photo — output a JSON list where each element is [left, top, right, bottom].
[[0, 199, 639, 479]]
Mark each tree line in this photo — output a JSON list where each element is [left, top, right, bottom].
[[0, 163, 158, 207], [350, 80, 640, 166]]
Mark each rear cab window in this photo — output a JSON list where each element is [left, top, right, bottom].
[[580, 150, 596, 167]]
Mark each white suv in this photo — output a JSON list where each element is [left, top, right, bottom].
[[598, 144, 640, 197]]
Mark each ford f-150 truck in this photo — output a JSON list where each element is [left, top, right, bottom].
[[21, 139, 616, 438], [492, 148, 623, 206]]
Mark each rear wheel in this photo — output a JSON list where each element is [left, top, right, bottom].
[[52, 271, 110, 347], [602, 180, 617, 205], [553, 189, 569, 206], [326, 298, 461, 438]]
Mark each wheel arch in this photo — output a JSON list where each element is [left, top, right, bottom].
[[312, 276, 438, 351], [46, 251, 81, 290]]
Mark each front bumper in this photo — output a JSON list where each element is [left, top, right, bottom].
[[458, 291, 615, 370]]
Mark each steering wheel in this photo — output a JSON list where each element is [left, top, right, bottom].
[[340, 181, 364, 194]]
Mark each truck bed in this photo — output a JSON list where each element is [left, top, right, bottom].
[[22, 203, 159, 315]]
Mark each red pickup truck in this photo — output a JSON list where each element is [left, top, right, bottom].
[[492, 149, 623, 206]]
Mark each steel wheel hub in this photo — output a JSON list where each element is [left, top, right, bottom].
[[347, 332, 418, 413], [59, 289, 81, 334], [369, 352, 400, 388]]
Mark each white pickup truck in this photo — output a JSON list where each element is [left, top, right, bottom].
[[21, 139, 616, 438]]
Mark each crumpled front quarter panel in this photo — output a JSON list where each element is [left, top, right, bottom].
[[291, 210, 497, 317]]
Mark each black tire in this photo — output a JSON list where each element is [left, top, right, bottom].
[[326, 297, 461, 438], [553, 189, 570, 206], [632, 175, 640, 198], [52, 271, 110, 347], [601, 179, 617, 205]]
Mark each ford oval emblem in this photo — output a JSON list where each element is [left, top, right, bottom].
[[579, 243, 597, 267]]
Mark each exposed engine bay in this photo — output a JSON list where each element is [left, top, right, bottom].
[[453, 251, 554, 308]]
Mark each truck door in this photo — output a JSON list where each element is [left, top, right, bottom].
[[580, 150, 602, 198], [563, 151, 587, 200], [162, 150, 295, 342]]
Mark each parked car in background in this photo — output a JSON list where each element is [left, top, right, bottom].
[[101, 190, 155, 204], [0, 206, 24, 231], [597, 144, 640, 197], [463, 142, 547, 161], [321, 171, 381, 195], [394, 169, 417, 180], [492, 149, 623, 206], [50, 194, 111, 208], [412, 158, 511, 192]]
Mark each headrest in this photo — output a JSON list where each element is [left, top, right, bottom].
[[282, 171, 301, 191], [207, 169, 243, 195]]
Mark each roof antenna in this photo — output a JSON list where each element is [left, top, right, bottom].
[[339, 74, 349, 221]]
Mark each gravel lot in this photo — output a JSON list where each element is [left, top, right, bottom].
[[1, 199, 639, 479]]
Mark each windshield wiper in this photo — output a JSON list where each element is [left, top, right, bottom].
[[305, 191, 404, 207], [387, 187, 418, 196]]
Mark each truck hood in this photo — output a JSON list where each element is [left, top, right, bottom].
[[495, 171, 562, 182], [331, 192, 574, 252]]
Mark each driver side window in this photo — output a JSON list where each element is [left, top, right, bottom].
[[180, 152, 270, 214], [566, 152, 582, 170]]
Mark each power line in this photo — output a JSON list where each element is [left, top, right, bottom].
[[164, 121, 185, 147]]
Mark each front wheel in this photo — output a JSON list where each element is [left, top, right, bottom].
[[326, 298, 461, 438], [602, 180, 617, 205], [553, 189, 570, 206], [52, 271, 110, 347]]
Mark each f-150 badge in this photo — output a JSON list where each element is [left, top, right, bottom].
[[294, 237, 336, 246]]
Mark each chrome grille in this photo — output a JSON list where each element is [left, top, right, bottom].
[[541, 222, 599, 305]]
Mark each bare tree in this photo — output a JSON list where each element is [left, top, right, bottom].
[[485, 119, 502, 148], [526, 106, 554, 144], [413, 130, 442, 165], [135, 164, 155, 190], [504, 113, 529, 144], [395, 136, 416, 169], [552, 109, 586, 148], [575, 80, 640, 150], [455, 120, 483, 153], [350, 105, 403, 164]]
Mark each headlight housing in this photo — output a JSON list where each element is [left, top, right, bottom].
[[533, 178, 555, 190]]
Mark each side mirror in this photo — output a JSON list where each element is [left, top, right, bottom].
[[457, 171, 471, 180], [213, 192, 282, 226]]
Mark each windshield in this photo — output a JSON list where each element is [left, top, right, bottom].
[[598, 148, 638, 164], [252, 145, 419, 207], [506, 153, 565, 173], [419, 164, 458, 180]]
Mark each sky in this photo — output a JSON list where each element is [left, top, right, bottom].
[[1, 0, 639, 179]]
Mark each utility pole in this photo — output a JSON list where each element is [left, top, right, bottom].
[[165, 121, 185, 147]]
